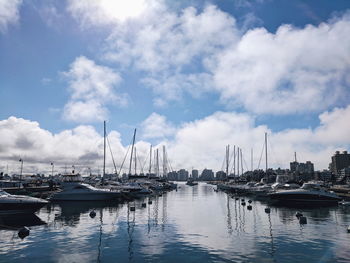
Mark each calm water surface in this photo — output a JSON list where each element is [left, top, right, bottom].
[[1, 182, 350, 263]]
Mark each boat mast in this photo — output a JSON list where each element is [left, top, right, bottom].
[[233, 145, 236, 177], [134, 147, 137, 175], [251, 148, 253, 171], [103, 121, 106, 182], [265, 132, 268, 174], [128, 129, 136, 176], [237, 147, 240, 177], [241, 148, 243, 175], [149, 145, 152, 176], [156, 149, 159, 177], [226, 145, 229, 178], [163, 145, 167, 178]]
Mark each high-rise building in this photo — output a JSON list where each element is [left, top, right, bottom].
[[191, 169, 199, 179], [178, 169, 189, 181], [200, 169, 214, 181], [330, 151, 350, 177]]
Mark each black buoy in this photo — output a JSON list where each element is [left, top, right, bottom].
[[347, 226, 350, 233], [89, 211, 96, 218], [235, 197, 239, 200], [295, 212, 303, 218], [299, 216, 307, 224], [247, 205, 252, 210], [159, 194, 162, 197], [241, 199, 245, 201], [248, 200, 252, 203], [265, 207, 271, 213], [142, 203, 147, 208], [18, 227, 30, 239], [130, 206, 135, 211], [241, 202, 246, 206], [148, 200, 152, 205]]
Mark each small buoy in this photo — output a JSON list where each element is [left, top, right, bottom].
[[299, 216, 307, 224], [148, 200, 152, 205], [235, 197, 239, 200], [18, 227, 30, 239], [241, 202, 246, 206], [347, 226, 350, 233], [248, 200, 252, 203], [247, 205, 252, 210], [159, 194, 162, 197], [265, 208, 271, 213], [295, 212, 303, 218], [142, 203, 147, 208], [241, 199, 245, 201], [89, 211, 96, 218], [130, 206, 135, 211]]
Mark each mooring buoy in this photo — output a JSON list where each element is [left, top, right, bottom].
[[248, 200, 252, 203], [247, 205, 252, 210], [148, 200, 152, 205], [18, 227, 30, 239], [347, 226, 350, 233], [295, 212, 303, 218], [89, 211, 96, 218], [241, 202, 246, 206], [235, 197, 239, 200], [130, 206, 135, 211], [142, 203, 147, 208], [241, 199, 245, 202], [265, 207, 271, 213], [299, 216, 307, 224]]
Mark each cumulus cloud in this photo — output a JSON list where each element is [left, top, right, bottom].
[[62, 56, 127, 123], [0, 0, 22, 33], [141, 113, 176, 139], [68, 1, 350, 114], [1, 106, 349, 174]]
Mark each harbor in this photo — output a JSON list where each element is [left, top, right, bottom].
[[1, 182, 350, 263]]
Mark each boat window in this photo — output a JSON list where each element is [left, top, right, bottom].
[[73, 185, 87, 189]]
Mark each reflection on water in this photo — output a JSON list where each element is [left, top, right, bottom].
[[0, 183, 350, 263]]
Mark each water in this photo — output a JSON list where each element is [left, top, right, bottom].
[[1, 182, 350, 263]]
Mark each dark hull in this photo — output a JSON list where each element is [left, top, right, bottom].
[[269, 193, 341, 205], [0, 202, 47, 215]]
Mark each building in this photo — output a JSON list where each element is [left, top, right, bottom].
[[290, 161, 314, 174], [191, 169, 199, 180], [200, 169, 214, 181], [178, 169, 189, 181], [215, 171, 226, 181], [330, 151, 350, 178]]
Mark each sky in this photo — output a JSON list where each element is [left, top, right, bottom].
[[0, 0, 350, 175]]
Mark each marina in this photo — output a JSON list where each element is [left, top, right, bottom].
[[1, 182, 350, 262]]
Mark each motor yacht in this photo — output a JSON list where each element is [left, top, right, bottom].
[[0, 190, 48, 214], [50, 174, 122, 201], [268, 182, 341, 205]]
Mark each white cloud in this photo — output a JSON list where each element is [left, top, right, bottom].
[[62, 56, 126, 123], [66, 0, 155, 27], [141, 113, 176, 139], [212, 16, 350, 114], [0, 0, 22, 33], [1, 106, 349, 174]]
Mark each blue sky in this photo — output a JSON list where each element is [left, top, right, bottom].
[[0, 0, 350, 173]]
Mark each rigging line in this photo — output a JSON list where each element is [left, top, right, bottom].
[[140, 152, 149, 174], [136, 153, 145, 174], [257, 142, 265, 170], [229, 147, 237, 174], [242, 154, 250, 172], [106, 135, 117, 175], [118, 141, 132, 176]]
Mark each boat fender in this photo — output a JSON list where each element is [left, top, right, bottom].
[[89, 211, 96, 218], [299, 216, 307, 224], [18, 227, 30, 239]]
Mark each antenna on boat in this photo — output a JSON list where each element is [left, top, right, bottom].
[[128, 129, 136, 177]]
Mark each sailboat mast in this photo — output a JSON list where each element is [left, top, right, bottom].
[[265, 132, 268, 173], [134, 147, 137, 175], [226, 145, 229, 178], [241, 148, 243, 175], [233, 145, 236, 177], [156, 149, 159, 177], [237, 147, 240, 177], [103, 121, 106, 181], [163, 145, 167, 178], [128, 129, 136, 176], [251, 148, 253, 171], [149, 145, 152, 176]]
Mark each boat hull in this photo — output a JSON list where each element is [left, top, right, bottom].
[[0, 202, 47, 215], [269, 193, 341, 205], [50, 192, 122, 201]]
